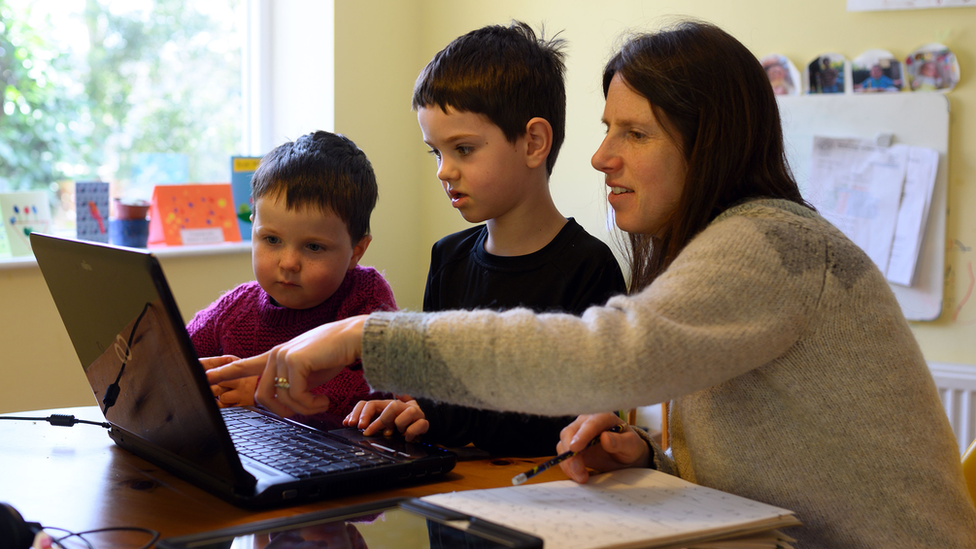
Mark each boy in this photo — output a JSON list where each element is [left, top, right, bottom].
[[344, 22, 625, 456], [191, 131, 396, 427]]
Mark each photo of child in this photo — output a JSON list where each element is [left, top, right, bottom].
[[906, 44, 959, 92], [807, 53, 846, 94], [760, 54, 800, 96], [852, 50, 902, 93]]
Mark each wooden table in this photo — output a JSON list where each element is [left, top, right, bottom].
[[1, 406, 568, 547]]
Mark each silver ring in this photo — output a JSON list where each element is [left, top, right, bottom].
[[274, 377, 290, 389]]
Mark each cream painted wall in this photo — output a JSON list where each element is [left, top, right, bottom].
[[333, 2, 430, 312]]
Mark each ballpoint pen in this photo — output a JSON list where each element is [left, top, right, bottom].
[[511, 424, 625, 485]]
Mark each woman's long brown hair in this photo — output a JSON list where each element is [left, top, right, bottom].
[[603, 21, 812, 292]]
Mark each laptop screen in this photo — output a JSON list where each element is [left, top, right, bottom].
[[31, 233, 247, 487]]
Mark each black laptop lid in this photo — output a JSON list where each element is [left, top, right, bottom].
[[31, 233, 252, 491]]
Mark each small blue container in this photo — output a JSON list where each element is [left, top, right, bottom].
[[110, 218, 150, 248]]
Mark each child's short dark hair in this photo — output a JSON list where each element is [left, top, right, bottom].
[[251, 131, 377, 243], [411, 21, 566, 175]]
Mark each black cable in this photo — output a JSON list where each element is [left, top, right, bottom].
[[102, 302, 153, 415], [42, 526, 95, 549], [0, 415, 110, 429], [51, 526, 160, 549]]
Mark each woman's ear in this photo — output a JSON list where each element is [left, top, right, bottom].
[[523, 117, 553, 169]]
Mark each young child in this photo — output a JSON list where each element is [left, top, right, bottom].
[[912, 61, 943, 91], [857, 63, 898, 92], [344, 22, 626, 456], [190, 131, 396, 427]]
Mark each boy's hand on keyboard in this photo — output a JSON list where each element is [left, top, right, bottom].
[[200, 355, 254, 407], [343, 396, 429, 442], [213, 376, 258, 407]]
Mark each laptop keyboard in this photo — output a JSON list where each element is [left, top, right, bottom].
[[222, 407, 397, 479]]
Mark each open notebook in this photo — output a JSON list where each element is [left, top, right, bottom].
[[422, 468, 801, 549], [31, 233, 456, 508]]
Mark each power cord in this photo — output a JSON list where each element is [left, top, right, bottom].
[[102, 302, 153, 415], [48, 526, 160, 549], [0, 415, 110, 429], [2, 417, 158, 548]]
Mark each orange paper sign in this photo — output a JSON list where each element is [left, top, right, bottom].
[[148, 184, 242, 246]]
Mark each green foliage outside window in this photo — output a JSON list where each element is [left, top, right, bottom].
[[0, 0, 85, 191], [0, 0, 242, 221]]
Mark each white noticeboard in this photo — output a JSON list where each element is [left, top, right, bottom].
[[777, 93, 949, 321]]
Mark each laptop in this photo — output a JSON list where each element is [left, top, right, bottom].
[[30, 233, 456, 508]]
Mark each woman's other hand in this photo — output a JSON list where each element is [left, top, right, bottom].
[[557, 412, 651, 483]]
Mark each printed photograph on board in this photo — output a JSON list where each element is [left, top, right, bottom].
[[905, 44, 960, 92], [852, 50, 903, 93], [807, 53, 847, 94], [761, 54, 801, 96]]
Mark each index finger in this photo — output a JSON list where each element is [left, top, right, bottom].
[[199, 355, 240, 371], [206, 352, 270, 385]]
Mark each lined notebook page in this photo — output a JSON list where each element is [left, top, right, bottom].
[[421, 468, 799, 549]]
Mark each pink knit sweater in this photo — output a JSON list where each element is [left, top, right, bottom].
[[188, 265, 396, 425]]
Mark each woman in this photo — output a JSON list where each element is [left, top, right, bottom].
[[209, 21, 976, 548]]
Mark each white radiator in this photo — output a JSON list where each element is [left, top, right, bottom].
[[929, 362, 976, 454]]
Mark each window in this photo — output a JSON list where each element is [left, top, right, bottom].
[[0, 0, 247, 232]]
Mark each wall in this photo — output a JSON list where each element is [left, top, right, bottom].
[[333, 1, 430, 311]]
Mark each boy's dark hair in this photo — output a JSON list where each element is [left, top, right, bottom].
[[411, 21, 566, 175], [602, 20, 811, 291], [251, 131, 377, 243]]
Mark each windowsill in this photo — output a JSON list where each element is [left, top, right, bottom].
[[0, 241, 251, 271]]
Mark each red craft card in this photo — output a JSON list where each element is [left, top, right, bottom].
[[148, 184, 242, 247]]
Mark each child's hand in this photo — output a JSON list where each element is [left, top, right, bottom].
[[212, 376, 258, 407], [200, 355, 255, 407], [343, 396, 429, 442]]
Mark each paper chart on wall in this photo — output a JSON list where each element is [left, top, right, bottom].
[[806, 136, 907, 274], [887, 146, 938, 286], [806, 136, 938, 287], [421, 468, 799, 549]]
